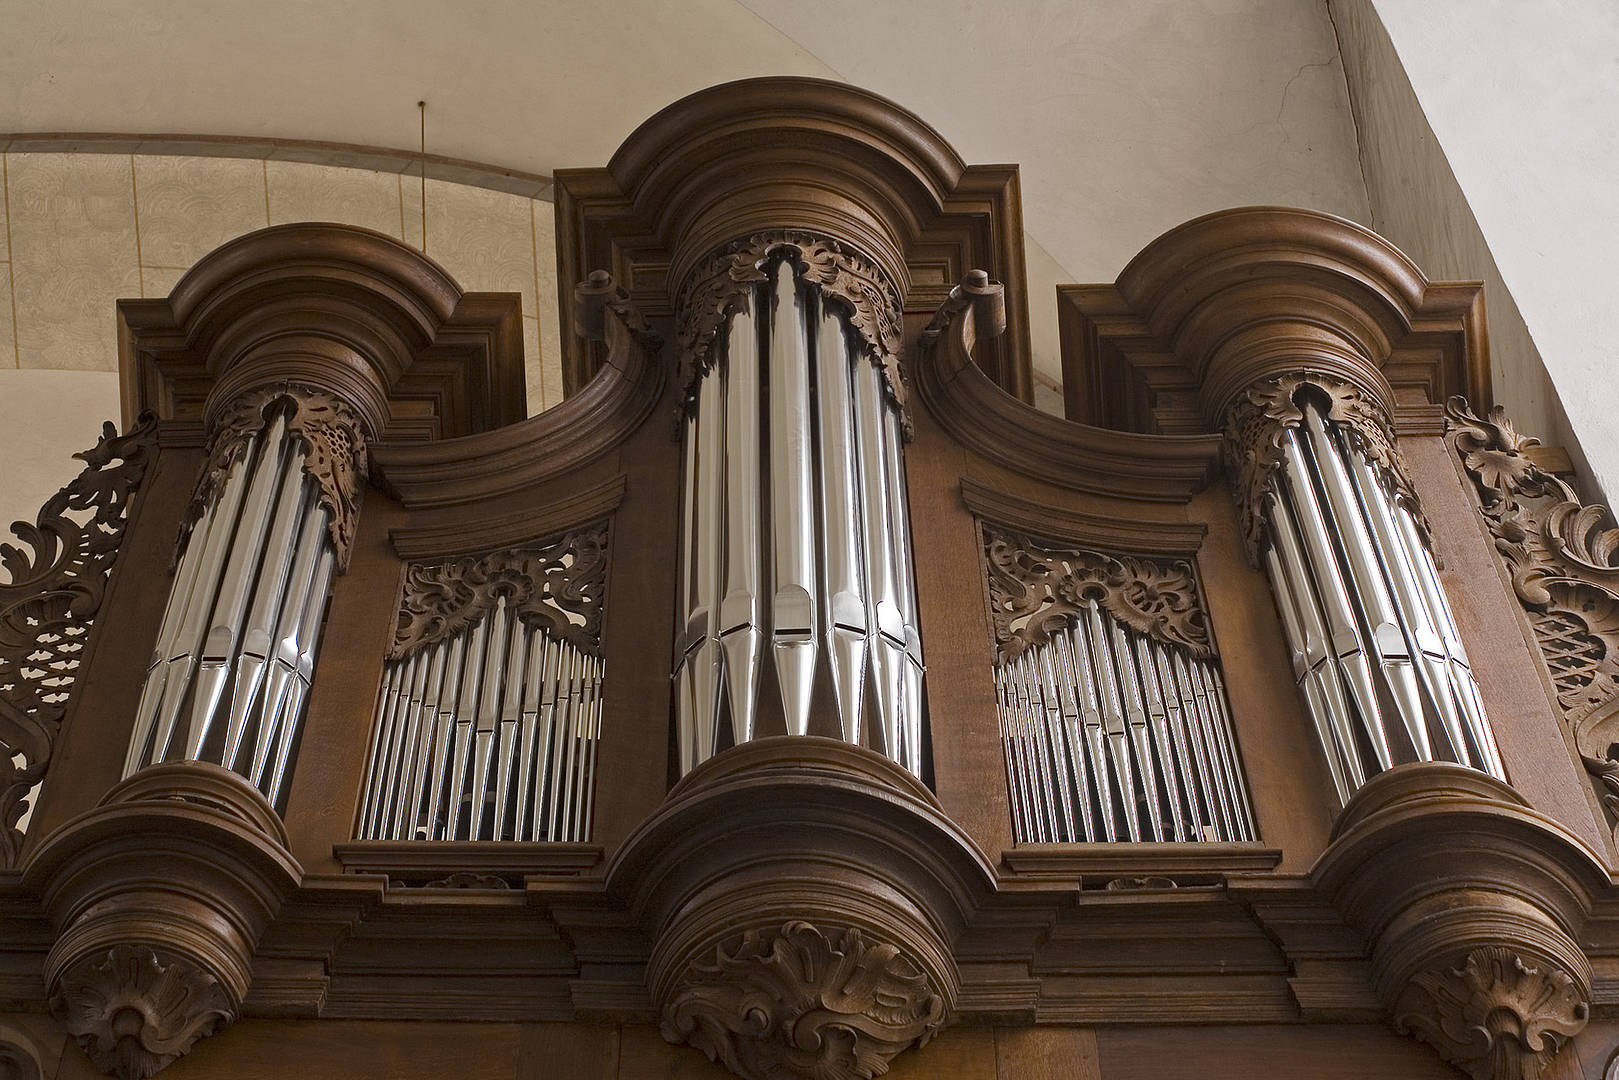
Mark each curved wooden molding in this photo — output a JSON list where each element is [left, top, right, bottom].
[[372, 273, 663, 509], [555, 76, 1033, 402], [1059, 206, 1491, 435], [959, 477, 1208, 555], [918, 271, 1222, 503], [1313, 763, 1605, 1080], [608, 737, 994, 1080], [388, 474, 627, 559], [0, 414, 158, 869], [23, 762, 302, 1079], [117, 222, 527, 445]]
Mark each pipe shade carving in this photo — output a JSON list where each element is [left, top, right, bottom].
[[0, 413, 157, 868]]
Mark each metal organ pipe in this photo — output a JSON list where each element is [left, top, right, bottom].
[[1258, 397, 1504, 802], [672, 249, 925, 776], [123, 400, 338, 814]]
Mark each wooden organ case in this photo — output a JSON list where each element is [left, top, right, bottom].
[[3, 78, 1619, 1080]]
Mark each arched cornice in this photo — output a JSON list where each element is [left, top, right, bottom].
[[1059, 207, 1491, 435], [918, 271, 1221, 503], [554, 77, 1034, 403], [117, 222, 528, 445], [371, 271, 664, 509]]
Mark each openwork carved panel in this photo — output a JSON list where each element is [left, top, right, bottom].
[[189, 384, 367, 570], [674, 230, 905, 412], [0, 414, 156, 868], [660, 921, 946, 1080], [1224, 373, 1421, 562], [390, 524, 609, 661], [1394, 946, 1589, 1080], [1446, 398, 1619, 826], [982, 521, 1213, 662]]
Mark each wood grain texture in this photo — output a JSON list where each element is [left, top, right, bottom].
[[994, 1026, 1100, 1080], [518, 1023, 619, 1080], [1096, 1024, 1459, 1079]]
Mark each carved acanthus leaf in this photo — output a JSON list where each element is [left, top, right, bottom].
[[391, 525, 608, 661], [675, 231, 906, 419], [661, 921, 945, 1080], [188, 385, 367, 571], [982, 522, 1213, 662], [49, 945, 236, 1080], [1445, 398, 1619, 809], [0, 414, 156, 869], [1223, 373, 1422, 564], [1394, 946, 1588, 1080]]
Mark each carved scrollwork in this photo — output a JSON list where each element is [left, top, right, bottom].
[[1393, 946, 1589, 1080], [390, 525, 608, 661], [188, 384, 367, 570], [49, 945, 235, 1080], [982, 521, 1213, 662], [0, 413, 157, 869], [660, 920, 946, 1080], [675, 231, 905, 415], [1445, 398, 1619, 826], [1223, 373, 1422, 563]]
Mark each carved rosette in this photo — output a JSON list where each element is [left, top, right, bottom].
[[662, 921, 946, 1080], [1314, 763, 1603, 1080], [1222, 373, 1422, 563], [50, 945, 234, 1080], [1394, 946, 1589, 1080], [674, 231, 906, 415], [610, 738, 992, 1080], [188, 384, 368, 569], [1444, 398, 1619, 833], [981, 521, 1212, 662], [389, 525, 608, 661], [24, 762, 302, 1080], [0, 413, 157, 868]]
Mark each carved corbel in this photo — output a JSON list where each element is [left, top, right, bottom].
[[1222, 372, 1424, 564], [24, 762, 302, 1079], [1444, 398, 1619, 835], [1314, 763, 1603, 1080], [188, 384, 368, 569], [674, 231, 906, 420], [609, 737, 992, 1080], [0, 414, 158, 869]]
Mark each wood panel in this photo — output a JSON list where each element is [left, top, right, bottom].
[[1095, 1024, 1458, 1080], [995, 1026, 1101, 1080]]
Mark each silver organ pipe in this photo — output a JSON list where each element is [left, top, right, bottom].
[[992, 602, 1253, 844], [673, 248, 924, 775], [359, 533, 608, 842], [1259, 397, 1503, 801], [123, 399, 338, 814]]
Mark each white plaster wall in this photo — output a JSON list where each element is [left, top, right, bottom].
[[1369, 0, 1619, 499], [1328, 0, 1587, 489]]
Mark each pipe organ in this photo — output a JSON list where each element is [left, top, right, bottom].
[[4, 78, 1616, 1080], [122, 387, 362, 812], [1233, 380, 1503, 803], [674, 237, 922, 776]]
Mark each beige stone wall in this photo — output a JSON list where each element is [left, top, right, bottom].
[[0, 152, 562, 534]]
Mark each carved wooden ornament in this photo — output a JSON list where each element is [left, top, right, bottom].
[[675, 231, 905, 413], [1394, 946, 1589, 1080], [1445, 398, 1619, 832], [1223, 372, 1423, 563], [982, 521, 1213, 661], [188, 384, 367, 570], [389, 525, 608, 661], [661, 920, 946, 1080], [0, 414, 157, 868]]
